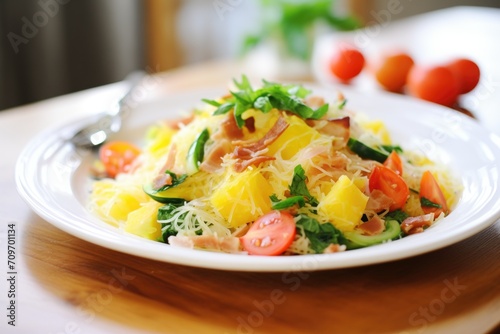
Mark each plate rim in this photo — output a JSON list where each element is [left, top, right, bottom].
[[15, 85, 500, 272]]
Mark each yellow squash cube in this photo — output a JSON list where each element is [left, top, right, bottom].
[[267, 115, 320, 160], [318, 175, 368, 232], [124, 201, 163, 240], [360, 120, 392, 145], [91, 180, 148, 225], [210, 169, 273, 228]]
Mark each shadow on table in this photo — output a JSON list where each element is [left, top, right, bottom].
[[22, 215, 500, 334]]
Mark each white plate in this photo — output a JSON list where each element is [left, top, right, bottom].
[[15, 86, 500, 272]]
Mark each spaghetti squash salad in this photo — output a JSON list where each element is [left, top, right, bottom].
[[89, 76, 460, 256]]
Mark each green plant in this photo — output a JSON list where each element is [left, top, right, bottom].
[[242, 0, 360, 60]]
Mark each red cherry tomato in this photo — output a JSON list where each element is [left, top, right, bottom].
[[373, 52, 414, 92], [99, 141, 142, 178], [329, 45, 365, 82], [369, 166, 409, 211], [407, 65, 460, 107], [446, 58, 480, 94], [383, 151, 403, 176], [419, 171, 449, 218], [240, 211, 296, 256]]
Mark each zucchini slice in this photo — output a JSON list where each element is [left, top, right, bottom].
[[344, 219, 401, 249], [186, 128, 210, 175], [143, 184, 185, 204], [347, 138, 388, 163]]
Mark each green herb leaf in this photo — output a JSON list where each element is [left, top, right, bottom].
[[384, 210, 409, 224], [213, 102, 235, 115], [202, 98, 221, 107], [420, 197, 442, 209], [337, 99, 347, 110], [296, 215, 346, 253], [157, 203, 202, 243], [186, 128, 210, 175], [253, 96, 273, 113], [233, 75, 253, 91], [380, 145, 403, 154], [204, 75, 330, 128], [154, 171, 187, 193], [289, 165, 318, 206], [271, 195, 306, 210], [240, 0, 360, 59], [157, 203, 184, 243]]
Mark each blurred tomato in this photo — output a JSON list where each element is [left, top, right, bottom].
[[407, 65, 460, 107], [373, 52, 414, 92], [329, 45, 365, 82], [446, 58, 480, 94], [99, 141, 142, 178]]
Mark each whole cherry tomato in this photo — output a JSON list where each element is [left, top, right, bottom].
[[329, 45, 365, 82], [446, 58, 480, 94], [373, 52, 414, 92], [407, 65, 460, 107]]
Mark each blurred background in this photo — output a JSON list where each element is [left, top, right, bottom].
[[1, 0, 499, 110]]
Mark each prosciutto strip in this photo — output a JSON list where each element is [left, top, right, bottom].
[[366, 189, 394, 213], [168, 235, 242, 253], [220, 112, 244, 140], [358, 216, 385, 236], [304, 95, 325, 109], [234, 155, 275, 173], [165, 114, 194, 130], [307, 116, 350, 148], [230, 116, 288, 172], [401, 214, 435, 235], [199, 139, 233, 173], [152, 173, 172, 190], [232, 116, 289, 152]]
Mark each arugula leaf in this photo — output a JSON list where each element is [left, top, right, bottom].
[[421, 197, 442, 209], [384, 210, 409, 224], [289, 165, 319, 206], [154, 170, 187, 193], [296, 215, 346, 253]]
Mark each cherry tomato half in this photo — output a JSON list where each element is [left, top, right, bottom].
[[419, 170, 449, 218], [329, 45, 365, 82], [99, 141, 142, 178], [446, 58, 480, 94], [373, 52, 414, 92], [240, 211, 296, 256], [369, 165, 409, 211], [407, 65, 460, 107], [383, 151, 403, 176]]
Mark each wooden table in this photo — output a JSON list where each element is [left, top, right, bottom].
[[1, 59, 499, 334]]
